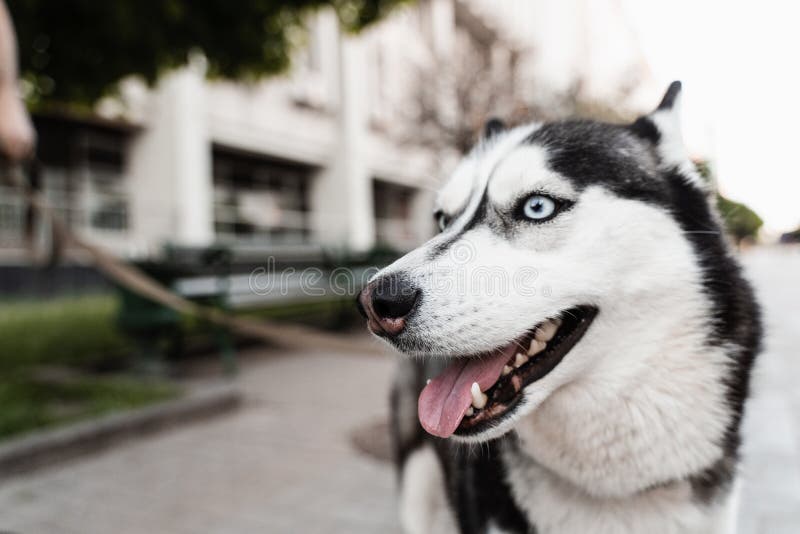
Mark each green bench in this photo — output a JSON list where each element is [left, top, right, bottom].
[[114, 244, 381, 375], [115, 247, 236, 375]]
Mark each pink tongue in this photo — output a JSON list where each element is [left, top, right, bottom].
[[418, 346, 515, 438]]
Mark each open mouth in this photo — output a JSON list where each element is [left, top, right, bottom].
[[417, 305, 598, 438]]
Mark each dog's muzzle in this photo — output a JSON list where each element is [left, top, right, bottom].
[[357, 275, 420, 337]]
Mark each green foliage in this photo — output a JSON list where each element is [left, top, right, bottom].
[[694, 160, 713, 182], [8, 0, 410, 105], [0, 294, 128, 372], [0, 294, 180, 440], [717, 194, 764, 243], [0, 374, 179, 440], [694, 160, 764, 243]]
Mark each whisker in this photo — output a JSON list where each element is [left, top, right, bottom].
[[560, 309, 580, 322]]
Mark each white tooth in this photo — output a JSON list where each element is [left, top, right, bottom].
[[535, 320, 559, 341], [514, 352, 529, 368], [426, 379, 431, 385], [470, 382, 488, 409], [502, 365, 513, 376], [528, 339, 546, 356], [465, 406, 474, 417]]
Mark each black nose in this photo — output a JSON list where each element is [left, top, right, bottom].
[[372, 275, 420, 320], [357, 275, 420, 337]]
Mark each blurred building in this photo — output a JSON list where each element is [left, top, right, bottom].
[[0, 0, 535, 269], [0, 0, 655, 283]]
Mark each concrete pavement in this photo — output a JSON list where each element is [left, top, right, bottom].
[[736, 246, 800, 533], [0, 346, 403, 534]]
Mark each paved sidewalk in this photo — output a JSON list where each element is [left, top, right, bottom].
[[0, 247, 797, 533], [736, 247, 800, 533], [0, 345, 403, 534]]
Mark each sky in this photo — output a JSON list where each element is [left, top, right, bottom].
[[475, 0, 800, 235], [621, 0, 800, 235]]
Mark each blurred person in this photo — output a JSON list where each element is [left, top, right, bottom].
[[0, 0, 35, 162]]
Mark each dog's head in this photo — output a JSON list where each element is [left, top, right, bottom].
[[359, 82, 721, 442]]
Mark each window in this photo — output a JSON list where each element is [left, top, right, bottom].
[[373, 180, 418, 251], [0, 180, 26, 249], [82, 133, 129, 232], [40, 131, 129, 234], [213, 147, 312, 245], [0, 114, 131, 252]]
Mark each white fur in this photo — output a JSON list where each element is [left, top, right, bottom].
[[648, 93, 707, 190], [435, 124, 541, 225], [487, 145, 578, 207], [399, 445, 458, 534], [503, 448, 738, 534], [486, 522, 514, 534]]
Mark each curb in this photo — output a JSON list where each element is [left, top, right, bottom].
[[0, 382, 242, 479]]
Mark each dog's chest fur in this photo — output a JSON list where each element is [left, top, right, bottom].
[[429, 426, 736, 534], [500, 442, 736, 534]]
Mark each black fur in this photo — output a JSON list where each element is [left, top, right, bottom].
[[661, 170, 762, 502], [426, 188, 491, 261], [525, 120, 761, 503], [390, 359, 429, 470], [483, 118, 507, 140], [657, 81, 683, 110], [434, 435, 532, 534], [629, 116, 661, 144], [527, 120, 664, 205]]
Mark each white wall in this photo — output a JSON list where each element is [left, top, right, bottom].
[[128, 64, 214, 255], [121, 1, 484, 256]]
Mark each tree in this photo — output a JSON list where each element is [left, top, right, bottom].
[[716, 194, 764, 244], [8, 0, 409, 106], [695, 161, 763, 244], [404, 27, 646, 156], [406, 35, 528, 155]]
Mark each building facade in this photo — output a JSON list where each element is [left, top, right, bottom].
[[1, 0, 530, 267]]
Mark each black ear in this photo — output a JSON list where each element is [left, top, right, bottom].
[[482, 118, 506, 140], [656, 80, 682, 111], [629, 81, 705, 188], [630, 80, 684, 144]]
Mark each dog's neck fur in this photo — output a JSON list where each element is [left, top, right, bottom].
[[502, 440, 737, 533], [516, 338, 731, 494], [504, 325, 736, 531]]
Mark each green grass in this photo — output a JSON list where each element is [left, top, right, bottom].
[[0, 294, 128, 371], [238, 296, 358, 326], [0, 292, 356, 441], [0, 374, 180, 441], [0, 293, 358, 372], [0, 294, 178, 441]]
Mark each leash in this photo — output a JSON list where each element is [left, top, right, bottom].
[[1, 162, 378, 355]]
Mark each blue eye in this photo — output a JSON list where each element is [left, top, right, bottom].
[[435, 211, 450, 232], [523, 195, 557, 221]]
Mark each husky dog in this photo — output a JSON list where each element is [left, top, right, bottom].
[[357, 82, 761, 534]]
